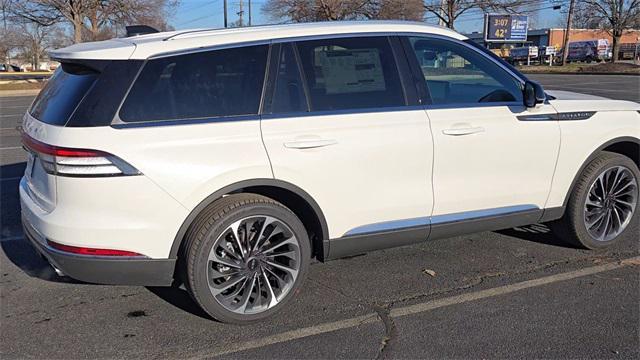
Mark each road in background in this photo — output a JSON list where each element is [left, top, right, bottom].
[[1, 75, 639, 359], [527, 74, 640, 102]]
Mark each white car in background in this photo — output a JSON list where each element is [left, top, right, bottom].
[[19, 21, 639, 323]]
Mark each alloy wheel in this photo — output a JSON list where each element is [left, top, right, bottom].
[[583, 166, 638, 242], [207, 216, 301, 314]]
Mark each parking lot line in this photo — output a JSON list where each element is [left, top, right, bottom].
[[193, 256, 639, 359], [0, 146, 22, 150]]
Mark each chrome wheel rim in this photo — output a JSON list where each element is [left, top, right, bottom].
[[584, 166, 638, 242], [207, 216, 301, 314]]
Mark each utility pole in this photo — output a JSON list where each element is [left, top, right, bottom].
[[561, 0, 575, 66], [224, 0, 228, 28], [438, 0, 446, 27], [248, 0, 252, 26], [238, 0, 244, 27]]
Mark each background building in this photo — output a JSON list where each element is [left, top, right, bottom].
[[466, 28, 640, 58]]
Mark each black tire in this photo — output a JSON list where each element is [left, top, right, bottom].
[[551, 152, 639, 249], [182, 193, 311, 324]]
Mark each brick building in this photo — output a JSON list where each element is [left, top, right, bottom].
[[466, 28, 640, 52]]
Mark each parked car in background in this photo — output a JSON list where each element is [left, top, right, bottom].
[[20, 21, 639, 324], [618, 43, 640, 61], [556, 39, 612, 64], [0, 63, 22, 72], [508, 46, 539, 65]]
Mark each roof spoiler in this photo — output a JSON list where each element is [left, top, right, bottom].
[[126, 25, 159, 37]]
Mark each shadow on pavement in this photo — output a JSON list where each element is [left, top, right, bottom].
[[146, 286, 212, 320], [1, 161, 82, 283], [1, 162, 26, 238], [497, 223, 579, 249]]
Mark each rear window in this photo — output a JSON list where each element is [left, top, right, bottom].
[[29, 64, 98, 126], [119, 45, 269, 123]]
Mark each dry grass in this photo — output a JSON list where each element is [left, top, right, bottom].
[[0, 82, 44, 91], [519, 62, 640, 74]]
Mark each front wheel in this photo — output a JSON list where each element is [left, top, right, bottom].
[[182, 194, 311, 324], [551, 152, 639, 249]]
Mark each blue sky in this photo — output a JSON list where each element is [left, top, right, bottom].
[[172, 0, 564, 34]]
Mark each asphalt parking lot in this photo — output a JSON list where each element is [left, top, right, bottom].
[[1, 74, 639, 359]]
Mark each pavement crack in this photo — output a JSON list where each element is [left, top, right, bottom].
[[387, 253, 634, 309], [373, 304, 397, 360]]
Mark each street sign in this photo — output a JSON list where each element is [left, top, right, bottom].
[[528, 46, 539, 57], [545, 47, 556, 56], [484, 14, 529, 42]]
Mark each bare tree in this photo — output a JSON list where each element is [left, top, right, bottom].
[[16, 22, 67, 70], [262, 0, 423, 22], [423, 0, 529, 30], [7, 0, 178, 43], [582, 0, 640, 62], [573, 1, 602, 29], [369, 0, 425, 21]]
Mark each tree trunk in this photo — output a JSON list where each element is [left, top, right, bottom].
[[447, 1, 454, 29], [89, 9, 99, 41], [612, 34, 621, 63], [73, 23, 82, 43]]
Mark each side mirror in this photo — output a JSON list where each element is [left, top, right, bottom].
[[524, 81, 546, 108]]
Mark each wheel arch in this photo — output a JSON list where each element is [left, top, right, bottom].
[[169, 179, 329, 262], [561, 136, 639, 210]]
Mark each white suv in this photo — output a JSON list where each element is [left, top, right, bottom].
[[20, 21, 639, 323]]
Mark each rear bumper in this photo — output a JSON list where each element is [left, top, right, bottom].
[[22, 216, 175, 286]]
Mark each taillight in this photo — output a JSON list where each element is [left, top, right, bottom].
[[21, 133, 140, 177], [47, 240, 143, 257]]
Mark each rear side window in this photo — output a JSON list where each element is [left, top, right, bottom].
[[119, 45, 269, 123], [30, 64, 98, 126], [266, 43, 308, 114], [295, 36, 405, 111]]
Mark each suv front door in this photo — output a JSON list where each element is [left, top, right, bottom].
[[403, 36, 560, 225]]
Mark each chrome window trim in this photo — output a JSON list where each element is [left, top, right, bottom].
[[342, 204, 539, 237], [148, 31, 525, 85], [260, 105, 426, 120], [112, 30, 528, 127], [111, 114, 261, 129]]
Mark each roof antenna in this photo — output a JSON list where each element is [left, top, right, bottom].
[[126, 25, 160, 37]]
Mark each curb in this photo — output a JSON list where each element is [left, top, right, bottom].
[[0, 89, 41, 97]]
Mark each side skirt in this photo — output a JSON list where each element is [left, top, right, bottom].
[[324, 208, 545, 261]]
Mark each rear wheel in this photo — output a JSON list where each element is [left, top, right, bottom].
[[183, 194, 310, 324], [551, 152, 639, 249]]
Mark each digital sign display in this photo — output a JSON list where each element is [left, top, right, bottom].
[[485, 14, 528, 42]]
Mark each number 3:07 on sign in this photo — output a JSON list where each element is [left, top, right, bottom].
[[494, 18, 509, 26]]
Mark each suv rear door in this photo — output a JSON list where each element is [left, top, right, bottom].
[[260, 36, 434, 249]]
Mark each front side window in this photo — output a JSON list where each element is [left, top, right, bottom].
[[406, 37, 522, 105], [120, 45, 269, 122], [295, 36, 405, 111]]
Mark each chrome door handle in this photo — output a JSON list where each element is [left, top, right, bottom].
[[284, 139, 337, 149], [442, 127, 485, 136]]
